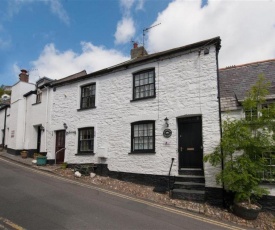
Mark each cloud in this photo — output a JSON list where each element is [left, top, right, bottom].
[[29, 42, 129, 82], [6, 0, 70, 25], [120, 0, 135, 13], [115, 17, 136, 44], [115, 0, 144, 44], [0, 38, 11, 49], [147, 0, 275, 67], [136, 0, 145, 11], [47, 0, 70, 25], [0, 25, 11, 49]]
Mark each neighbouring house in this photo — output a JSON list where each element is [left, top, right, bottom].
[[2, 69, 87, 160], [22, 76, 54, 158], [219, 59, 275, 209], [7, 70, 36, 155], [47, 37, 222, 205]]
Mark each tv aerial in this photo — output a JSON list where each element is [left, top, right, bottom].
[[142, 23, 161, 47]]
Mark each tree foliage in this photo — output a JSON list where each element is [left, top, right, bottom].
[[204, 75, 275, 204]]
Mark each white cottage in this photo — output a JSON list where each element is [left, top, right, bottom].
[[47, 37, 222, 204]]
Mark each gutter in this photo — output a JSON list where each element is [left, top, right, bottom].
[[3, 106, 8, 147], [215, 41, 225, 207], [45, 86, 49, 151]]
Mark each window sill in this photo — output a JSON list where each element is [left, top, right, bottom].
[[75, 152, 95, 156], [77, 106, 96, 111], [129, 151, 156, 154], [130, 95, 156, 102], [32, 102, 41, 106]]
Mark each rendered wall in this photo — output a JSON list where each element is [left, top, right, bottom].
[[0, 107, 9, 146], [24, 87, 53, 154], [8, 81, 35, 151]]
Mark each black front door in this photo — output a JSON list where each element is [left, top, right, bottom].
[[37, 126, 42, 153], [178, 116, 203, 169]]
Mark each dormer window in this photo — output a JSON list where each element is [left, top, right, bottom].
[[36, 89, 42, 103]]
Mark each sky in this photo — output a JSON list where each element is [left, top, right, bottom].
[[0, 0, 275, 86]]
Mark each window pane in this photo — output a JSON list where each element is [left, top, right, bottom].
[[81, 84, 96, 109], [133, 70, 155, 99], [132, 122, 154, 152], [79, 128, 94, 152], [144, 77, 148, 84]]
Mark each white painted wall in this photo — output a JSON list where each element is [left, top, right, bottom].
[[24, 86, 53, 154], [8, 81, 35, 150], [0, 107, 9, 146], [49, 44, 221, 188]]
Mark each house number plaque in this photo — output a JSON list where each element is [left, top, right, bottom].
[[163, 129, 172, 138]]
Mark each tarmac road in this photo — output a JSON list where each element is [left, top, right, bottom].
[[0, 158, 246, 230]]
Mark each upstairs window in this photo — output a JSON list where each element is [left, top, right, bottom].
[[81, 84, 96, 109], [36, 89, 42, 103], [78, 127, 94, 154], [245, 107, 258, 121], [133, 69, 155, 100], [131, 121, 155, 153]]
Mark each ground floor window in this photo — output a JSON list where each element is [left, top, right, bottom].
[[131, 121, 155, 153], [78, 127, 94, 154], [261, 151, 275, 182]]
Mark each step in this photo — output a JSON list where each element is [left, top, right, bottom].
[[171, 189, 205, 202], [173, 181, 205, 190], [179, 168, 204, 176], [175, 175, 205, 183]]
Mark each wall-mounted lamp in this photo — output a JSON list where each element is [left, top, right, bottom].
[[164, 117, 169, 127], [63, 123, 68, 130], [40, 125, 45, 132]]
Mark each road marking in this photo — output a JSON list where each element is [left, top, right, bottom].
[[0, 217, 25, 230], [0, 157, 246, 230]]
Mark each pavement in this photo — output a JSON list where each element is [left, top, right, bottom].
[[0, 149, 60, 173]]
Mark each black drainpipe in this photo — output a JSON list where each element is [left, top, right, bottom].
[[215, 42, 225, 207], [3, 106, 8, 147]]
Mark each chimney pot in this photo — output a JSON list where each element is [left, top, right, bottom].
[[133, 42, 138, 49]]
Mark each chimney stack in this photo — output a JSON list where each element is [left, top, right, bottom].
[[131, 43, 148, 59], [19, 69, 29, 83]]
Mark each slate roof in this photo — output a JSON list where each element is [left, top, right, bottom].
[[52, 37, 221, 87], [219, 59, 275, 111], [52, 70, 87, 86]]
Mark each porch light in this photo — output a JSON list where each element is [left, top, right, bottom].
[[164, 117, 169, 127], [63, 123, 68, 130]]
